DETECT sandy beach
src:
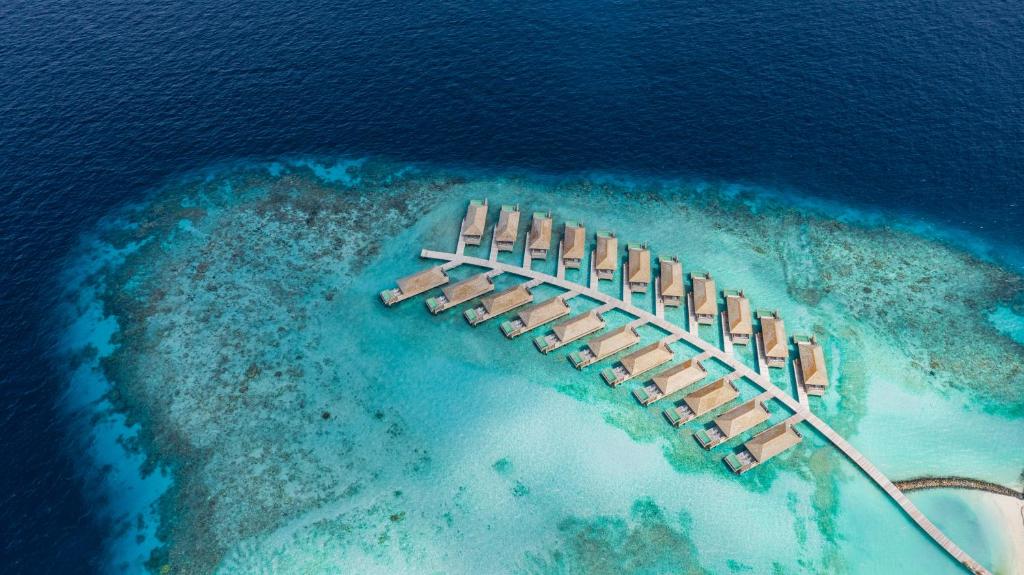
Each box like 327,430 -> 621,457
989,493 -> 1024,575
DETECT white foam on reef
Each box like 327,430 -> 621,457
60,157 -> 1023,574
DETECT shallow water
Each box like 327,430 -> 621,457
51,158 -> 1024,574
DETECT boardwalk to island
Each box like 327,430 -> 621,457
388,213 -> 991,575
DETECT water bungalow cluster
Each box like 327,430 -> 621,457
377,200 -> 992,574
380,199 -> 835,476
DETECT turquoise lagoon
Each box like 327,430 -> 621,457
56,158 -> 1024,574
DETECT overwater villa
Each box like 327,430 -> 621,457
724,289 -> 753,345
562,221 -> 586,269
494,205 -> 521,252
464,283 -> 533,326
380,266 -> 450,306
461,199 -> 488,246
627,243 -> 651,292
568,324 -> 640,369
725,422 -> 803,474
527,211 -> 553,259
594,231 -> 618,281
757,310 -> 788,368
601,340 -> 674,387
691,272 -> 717,325
425,272 -> 494,315
533,310 -> 606,354
694,398 -> 771,450
501,295 -> 571,338
794,335 -> 829,396
659,256 -> 684,307
633,357 -> 708,405
663,377 -> 740,427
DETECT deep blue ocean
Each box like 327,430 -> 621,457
1,1 -> 1022,572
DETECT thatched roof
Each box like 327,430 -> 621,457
461,201 -> 488,236
518,296 -> 570,329
692,273 -> 717,315
441,273 -> 493,304
397,266 -> 449,295
746,423 -> 802,463
586,325 -> 639,358
726,292 -> 752,335
620,341 -> 673,376
528,213 -> 553,249
553,310 -> 604,342
563,222 -> 586,259
761,314 -> 787,358
481,284 -> 532,314
683,378 -> 739,416
659,257 -> 684,297
627,245 -> 651,283
651,358 -> 708,395
798,340 -> 828,389
595,232 -> 618,271
494,206 -> 520,243
714,399 -> 770,438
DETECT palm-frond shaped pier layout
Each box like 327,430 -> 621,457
378,200 -> 991,575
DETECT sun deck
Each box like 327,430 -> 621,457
691,272 -> 717,324
724,289 -> 753,345
533,309 -> 606,354
694,397 -> 771,449
600,340 -> 674,387
460,199 -> 488,246
501,295 -> 571,338
379,266 -> 450,306
594,231 -> 618,281
658,256 -> 684,307
725,421 -> 803,474
527,212 -> 553,259
425,272 -> 494,314
633,356 -> 708,405
465,283 -> 533,325
568,324 -> 640,369
562,221 -> 586,269
663,376 -> 740,427
627,243 -> 651,293
494,205 -> 521,252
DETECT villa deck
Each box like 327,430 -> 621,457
501,295 -> 572,338
465,283 -> 533,325
425,272 -> 495,314
691,272 -> 717,325
379,266 -> 449,306
724,289 -> 752,345
494,205 -> 520,252
527,211 -> 553,259
627,243 -> 651,293
600,339 -> 674,387
461,199 -> 488,246
568,324 -> 640,369
725,420 -> 803,474
534,310 -> 606,354
663,376 -> 740,427
594,231 -> 618,281
659,256 -> 684,307
757,310 -> 788,368
694,394 -> 772,450
632,355 -> 709,406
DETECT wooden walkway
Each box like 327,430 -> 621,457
414,247 -> 990,575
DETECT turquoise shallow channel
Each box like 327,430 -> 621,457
56,157 -> 1024,574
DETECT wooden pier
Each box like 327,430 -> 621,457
380,208 -> 991,574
